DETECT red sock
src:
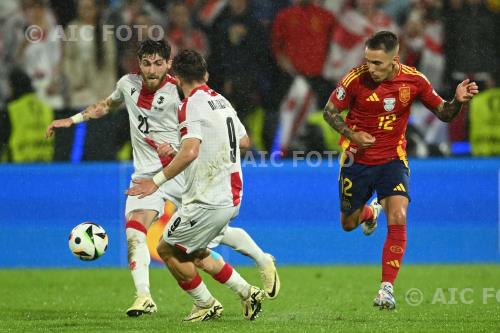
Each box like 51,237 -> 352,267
381,224 -> 407,284
178,273 -> 202,291
212,263 -> 233,284
360,205 -> 374,222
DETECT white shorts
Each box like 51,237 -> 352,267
163,204 -> 240,254
125,173 -> 184,218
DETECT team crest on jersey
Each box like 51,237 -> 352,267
336,86 -> 346,101
152,95 -> 167,112
383,98 -> 396,112
399,86 -> 411,104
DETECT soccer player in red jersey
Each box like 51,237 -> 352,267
323,31 -> 479,310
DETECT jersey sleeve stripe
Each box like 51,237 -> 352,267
343,68 -> 368,87
341,65 -> 368,86
178,100 -> 187,123
401,67 -> 430,82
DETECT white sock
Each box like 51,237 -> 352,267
224,269 -> 251,299
222,227 -> 268,267
185,281 -> 214,307
126,225 -> 150,296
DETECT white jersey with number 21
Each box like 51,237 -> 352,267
110,73 -> 181,178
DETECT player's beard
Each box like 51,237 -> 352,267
141,71 -> 167,91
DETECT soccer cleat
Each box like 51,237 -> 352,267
258,253 -> 281,299
373,282 -> 396,310
241,286 -> 265,320
126,295 -> 157,317
183,299 -> 223,322
362,198 -> 382,236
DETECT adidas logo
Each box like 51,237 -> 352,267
366,92 -> 380,101
386,260 -> 400,268
393,183 -> 406,192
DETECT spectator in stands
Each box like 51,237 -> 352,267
272,0 -> 336,105
64,0 -> 116,111
0,0 -> 23,108
0,68 -> 54,162
444,0 -> 498,91
208,0 -> 271,124
15,0 -> 64,111
322,0 -> 397,85
443,0 -> 499,143
166,1 -> 209,57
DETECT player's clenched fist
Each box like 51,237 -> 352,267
157,143 -> 177,157
351,131 -> 376,149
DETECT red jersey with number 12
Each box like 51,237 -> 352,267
329,64 -> 443,165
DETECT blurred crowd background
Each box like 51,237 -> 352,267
0,0 -> 499,163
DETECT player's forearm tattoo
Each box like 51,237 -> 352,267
323,102 -> 354,139
81,99 -> 112,121
433,99 -> 463,123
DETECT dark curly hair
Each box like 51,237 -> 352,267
137,39 -> 171,60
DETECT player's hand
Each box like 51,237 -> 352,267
157,143 -> 177,157
455,79 -> 479,103
45,118 -> 73,138
126,179 -> 159,199
351,131 -> 376,149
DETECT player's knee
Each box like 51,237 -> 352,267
340,215 -> 358,232
156,240 -> 174,260
192,249 -> 214,271
342,223 -> 357,232
387,210 -> 406,225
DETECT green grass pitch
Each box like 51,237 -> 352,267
1,265 -> 499,332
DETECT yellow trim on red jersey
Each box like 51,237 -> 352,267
397,135 -> 409,170
341,65 -> 368,88
344,68 -> 369,87
401,65 -> 430,82
339,138 -> 351,168
342,65 -> 368,84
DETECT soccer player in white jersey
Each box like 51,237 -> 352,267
46,40 -> 279,317
127,50 -> 266,322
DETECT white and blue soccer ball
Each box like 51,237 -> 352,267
68,222 -> 108,261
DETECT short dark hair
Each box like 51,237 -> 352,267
172,50 -> 207,83
365,31 -> 399,53
137,39 -> 171,60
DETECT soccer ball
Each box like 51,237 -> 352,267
68,222 -> 108,261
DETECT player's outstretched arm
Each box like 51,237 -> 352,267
45,97 -> 122,138
323,101 -> 375,149
431,79 -> 479,123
